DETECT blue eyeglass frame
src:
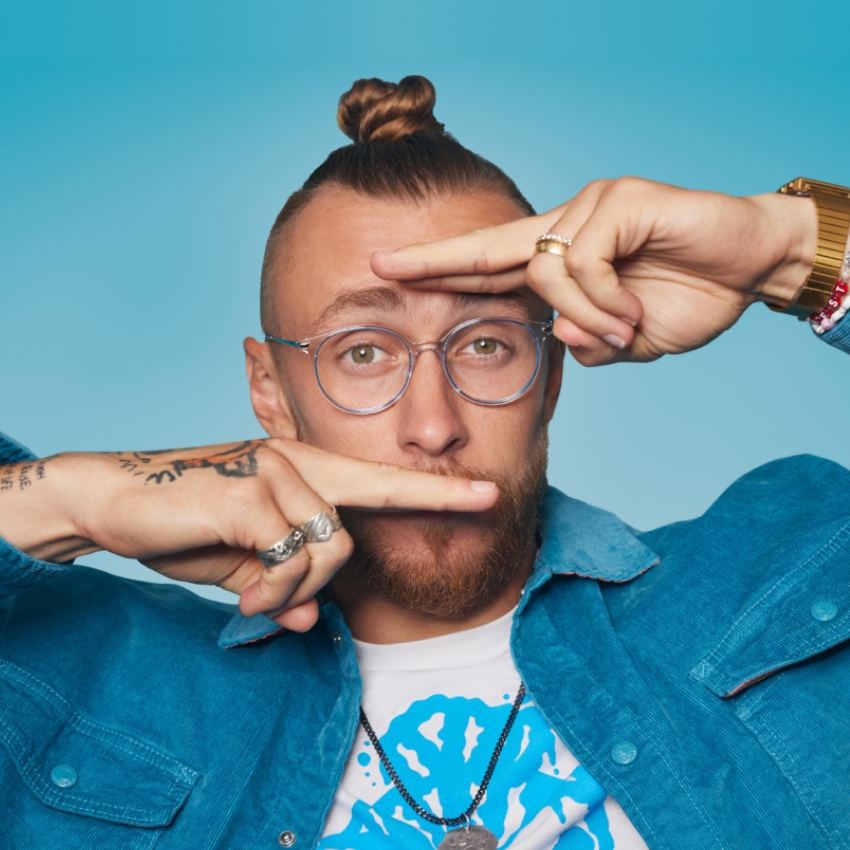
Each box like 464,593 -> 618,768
264,316 -> 554,415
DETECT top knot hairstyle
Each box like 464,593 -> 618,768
336,76 -> 445,143
261,75 -> 535,329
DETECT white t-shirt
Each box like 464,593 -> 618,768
319,608 -> 648,850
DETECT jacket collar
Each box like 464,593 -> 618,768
219,485 -> 659,648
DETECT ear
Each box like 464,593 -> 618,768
542,336 -> 565,425
243,337 -> 299,439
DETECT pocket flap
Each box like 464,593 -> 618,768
0,660 -> 198,827
690,523 -> 850,698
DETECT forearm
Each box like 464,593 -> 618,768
0,454 -> 100,563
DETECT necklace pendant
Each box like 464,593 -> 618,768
437,825 -> 498,850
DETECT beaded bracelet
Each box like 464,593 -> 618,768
809,250 -> 850,335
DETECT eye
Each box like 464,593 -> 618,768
466,337 -> 503,356
344,344 -> 388,365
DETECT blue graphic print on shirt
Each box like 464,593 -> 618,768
320,694 -> 613,849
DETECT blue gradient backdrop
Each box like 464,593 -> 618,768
2,1 -> 849,600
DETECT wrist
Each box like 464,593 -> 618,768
0,453 -> 101,563
748,192 -> 818,306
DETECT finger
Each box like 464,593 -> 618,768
241,457 -> 347,615
540,190 -> 644,329
269,440 -> 500,512
281,526 -> 354,610
553,316 -> 627,368
270,598 -> 320,632
370,205 -> 567,280
397,266 -> 528,294
239,544 -> 311,617
527,253 -> 635,348
550,315 -> 603,350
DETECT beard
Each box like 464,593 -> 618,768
334,431 -> 549,620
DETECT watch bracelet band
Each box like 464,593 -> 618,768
768,177 -> 850,318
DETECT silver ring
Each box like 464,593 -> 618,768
257,527 -> 306,567
300,507 -> 342,543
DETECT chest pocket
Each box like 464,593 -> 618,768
0,659 -> 199,850
690,528 -> 850,847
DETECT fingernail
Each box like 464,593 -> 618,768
603,334 -> 626,349
471,480 -> 496,492
619,316 -> 637,327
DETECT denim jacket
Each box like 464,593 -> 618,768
2,322 -> 850,850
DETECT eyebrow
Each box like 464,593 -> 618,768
305,286 -> 530,336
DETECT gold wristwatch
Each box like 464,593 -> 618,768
768,177 -> 850,318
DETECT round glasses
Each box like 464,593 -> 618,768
265,317 -> 553,415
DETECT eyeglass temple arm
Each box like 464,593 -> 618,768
264,334 -> 310,351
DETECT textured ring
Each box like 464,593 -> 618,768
301,507 -> 342,543
534,233 -> 573,258
257,527 -> 307,567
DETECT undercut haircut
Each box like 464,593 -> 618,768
260,75 -> 536,331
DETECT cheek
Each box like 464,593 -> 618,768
292,373 -> 547,464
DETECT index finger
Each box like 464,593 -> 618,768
370,206 -> 566,281
270,440 -> 500,512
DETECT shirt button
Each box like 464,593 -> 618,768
331,632 -> 342,646
50,765 -> 78,788
278,831 -> 297,847
811,600 -> 838,622
611,741 -> 638,765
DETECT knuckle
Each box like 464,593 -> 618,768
262,448 -> 295,479
526,256 -> 556,289
563,249 -> 594,278
334,531 -> 355,561
611,175 -> 643,195
583,178 -> 614,198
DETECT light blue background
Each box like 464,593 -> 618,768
2,0 -> 849,601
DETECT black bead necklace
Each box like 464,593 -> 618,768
359,681 -> 525,845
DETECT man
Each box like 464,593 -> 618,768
1,75 -> 848,849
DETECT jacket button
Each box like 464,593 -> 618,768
332,632 -> 342,646
278,831 -> 296,847
50,765 -> 78,788
811,600 -> 838,622
611,741 -> 638,765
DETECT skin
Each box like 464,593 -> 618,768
0,176 -> 825,642
372,178 -> 819,367
245,186 -> 563,642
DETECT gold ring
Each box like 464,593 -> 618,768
534,233 -> 572,257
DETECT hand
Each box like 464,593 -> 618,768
372,177 -> 818,366
0,440 -> 497,631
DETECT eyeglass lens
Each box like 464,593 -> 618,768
315,320 -> 541,412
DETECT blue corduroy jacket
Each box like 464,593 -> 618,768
2,321 -> 850,849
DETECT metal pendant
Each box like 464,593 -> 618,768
437,825 -> 498,850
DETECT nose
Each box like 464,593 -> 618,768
394,349 -> 469,458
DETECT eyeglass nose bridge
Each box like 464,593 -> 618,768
389,339 -> 456,408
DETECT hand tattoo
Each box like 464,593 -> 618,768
115,440 -> 263,485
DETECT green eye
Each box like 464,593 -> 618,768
351,346 -> 375,364
472,338 -> 498,355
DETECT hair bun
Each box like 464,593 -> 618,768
337,75 -> 445,144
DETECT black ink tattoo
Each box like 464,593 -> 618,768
0,460 -> 47,494
115,441 -> 262,485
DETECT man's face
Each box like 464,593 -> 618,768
257,186 -> 563,618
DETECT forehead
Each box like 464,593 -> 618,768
271,187 -> 531,337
